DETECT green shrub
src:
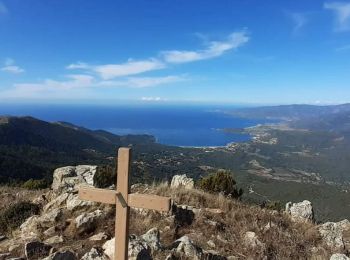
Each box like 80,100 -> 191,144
198,170 -> 243,198
0,201 -> 40,234
93,165 -> 115,188
22,178 -> 49,190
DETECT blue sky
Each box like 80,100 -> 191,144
0,0 -> 350,105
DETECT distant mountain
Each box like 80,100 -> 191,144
231,103 -> 350,132
0,116 -> 155,183
231,103 -> 350,121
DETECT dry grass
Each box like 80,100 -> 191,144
0,186 -> 47,209
0,184 -> 330,259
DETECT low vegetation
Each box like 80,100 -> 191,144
0,201 -> 40,234
198,170 -> 243,198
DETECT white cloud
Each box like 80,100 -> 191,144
0,1 -> 8,15
289,12 -> 308,34
141,97 -> 168,102
1,74 -> 184,98
1,65 -> 25,74
161,31 -> 249,63
1,58 -> 25,74
66,62 -> 90,70
324,2 -> 350,31
98,75 -> 185,88
68,59 -> 165,79
94,59 -> 165,79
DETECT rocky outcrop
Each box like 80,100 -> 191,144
318,219 -> 350,249
171,174 -> 194,189
51,165 -> 97,193
285,200 -> 314,222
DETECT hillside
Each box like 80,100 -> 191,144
230,103 -> 350,125
1,167 -> 349,259
0,116 -> 154,184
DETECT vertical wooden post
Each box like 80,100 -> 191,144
115,147 -> 131,260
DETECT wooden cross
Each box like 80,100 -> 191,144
78,147 -> 171,260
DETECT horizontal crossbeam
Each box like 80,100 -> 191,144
78,186 -> 171,212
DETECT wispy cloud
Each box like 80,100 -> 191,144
1,74 -> 185,98
98,75 -> 185,88
324,2 -> 350,31
66,62 -> 90,70
94,59 -> 165,79
0,1 -> 8,15
1,58 -> 25,74
161,31 -> 249,64
67,59 -> 165,79
288,12 -> 308,34
141,97 -> 168,102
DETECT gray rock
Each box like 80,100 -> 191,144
140,228 -> 161,251
81,247 -> 108,260
330,254 -> 350,260
207,240 -> 216,248
173,236 -> 202,259
40,208 -> 63,228
103,235 -> 152,260
318,219 -> 350,249
43,193 -> 70,212
20,216 -> 41,240
285,200 -> 314,222
102,238 -> 115,260
128,235 -> 152,260
75,209 -> 104,229
44,235 -> 63,245
25,241 -> 52,259
243,231 -> 264,249
89,232 -> 109,241
51,165 -> 97,193
171,174 -> 194,189
66,193 -> 95,211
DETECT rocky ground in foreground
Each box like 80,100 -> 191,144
1,166 -> 350,259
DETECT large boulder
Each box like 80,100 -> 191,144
318,219 -> 350,249
285,200 -> 314,222
51,165 -> 97,193
171,174 -> 194,189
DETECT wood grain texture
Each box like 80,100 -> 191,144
115,147 -> 131,260
128,194 -> 171,212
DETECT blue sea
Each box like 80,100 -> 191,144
0,104 -> 265,147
